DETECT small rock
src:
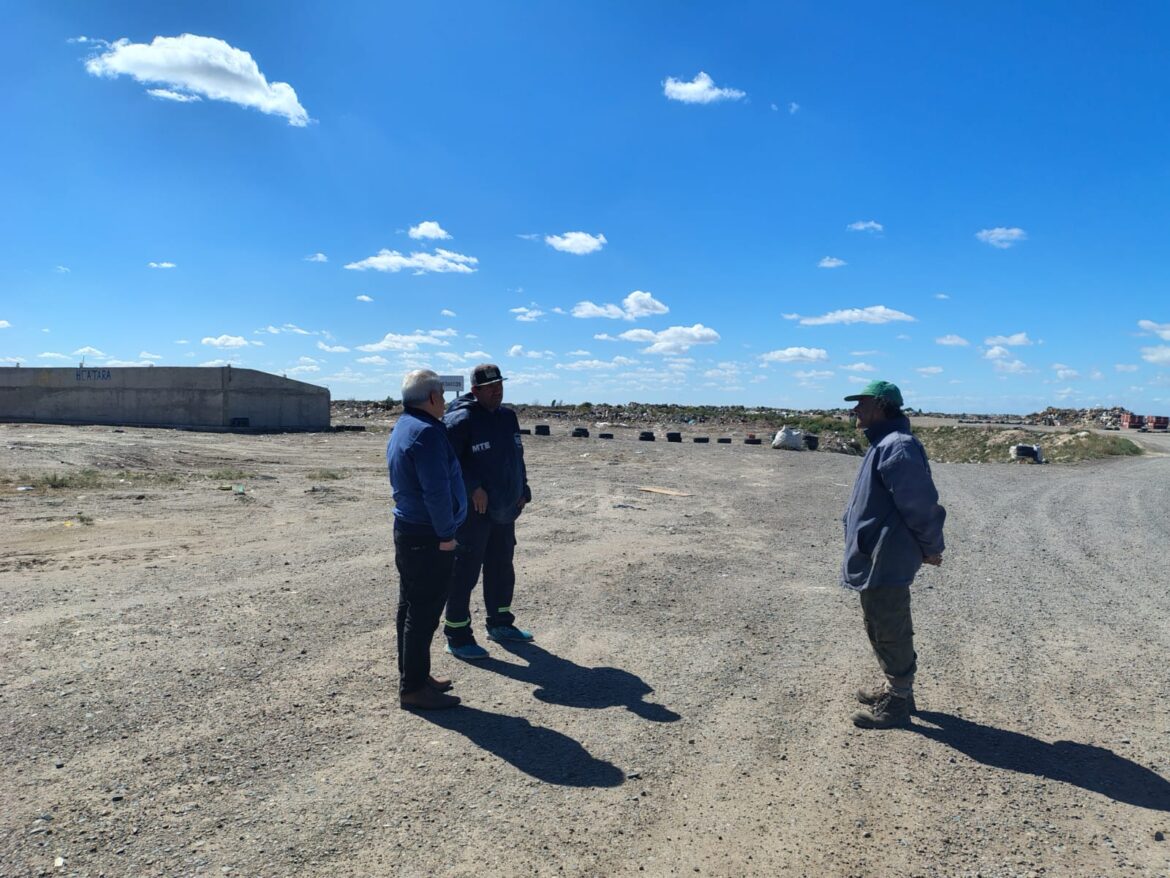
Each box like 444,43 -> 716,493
1155,830 -> 1165,842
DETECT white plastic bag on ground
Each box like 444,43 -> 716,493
772,426 -> 805,450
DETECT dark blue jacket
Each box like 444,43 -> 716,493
386,407 -> 467,540
841,416 -> 946,591
444,393 -> 531,524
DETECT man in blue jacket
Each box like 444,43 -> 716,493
442,363 -> 534,659
841,380 -> 946,729
387,369 -> 468,710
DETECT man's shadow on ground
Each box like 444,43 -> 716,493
479,641 -> 681,723
418,706 -> 624,787
911,710 -> 1170,811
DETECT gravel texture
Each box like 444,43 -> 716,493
2,422 -> 1169,877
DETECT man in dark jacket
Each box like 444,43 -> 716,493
841,380 -> 945,729
387,369 -> 468,710
442,363 -> 534,659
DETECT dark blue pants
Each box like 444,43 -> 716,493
394,531 -> 456,696
444,513 -> 516,643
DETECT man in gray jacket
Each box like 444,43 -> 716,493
841,380 -> 945,729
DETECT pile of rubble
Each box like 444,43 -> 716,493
331,399 -> 400,420
1022,407 -> 1131,428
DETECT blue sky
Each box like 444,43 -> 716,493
3,3 -> 1170,413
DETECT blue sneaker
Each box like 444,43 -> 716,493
445,641 -> 489,660
486,625 -> 534,643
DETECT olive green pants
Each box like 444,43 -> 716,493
859,585 -> 917,691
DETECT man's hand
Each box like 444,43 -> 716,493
923,553 -> 943,566
471,487 -> 488,515
438,539 -> 457,552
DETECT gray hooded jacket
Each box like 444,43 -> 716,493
841,416 -> 946,591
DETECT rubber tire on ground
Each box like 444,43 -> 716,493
534,425 -> 551,436
693,437 -> 709,443
666,432 -> 682,443
639,431 -> 655,442
571,427 -> 590,438
745,438 -> 762,445
599,433 -> 614,439
519,428 -> 531,435
717,437 -> 732,444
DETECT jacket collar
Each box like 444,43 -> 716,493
403,405 -> 443,427
863,414 -> 912,445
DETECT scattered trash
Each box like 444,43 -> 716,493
612,503 -> 645,510
232,483 -> 246,494
16,486 -> 34,492
637,486 -> 692,497
772,426 -> 805,450
1010,444 -> 1045,464
803,433 -> 820,451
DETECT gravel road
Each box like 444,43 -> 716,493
2,422 -> 1169,877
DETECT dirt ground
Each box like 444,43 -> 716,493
2,420 -> 1169,878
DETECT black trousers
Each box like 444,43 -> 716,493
444,513 -> 516,642
394,531 -> 456,696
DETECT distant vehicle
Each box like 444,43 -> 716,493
1121,413 -> 1145,429
1148,415 -> 1170,432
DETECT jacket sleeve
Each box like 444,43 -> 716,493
443,408 -> 481,493
877,440 -> 946,556
510,410 -> 531,502
412,424 -> 459,540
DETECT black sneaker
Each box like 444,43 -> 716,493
852,693 -> 912,729
856,684 -> 916,714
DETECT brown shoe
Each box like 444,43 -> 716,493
400,687 -> 461,710
857,684 -> 916,713
429,674 -> 453,692
852,693 -> 912,729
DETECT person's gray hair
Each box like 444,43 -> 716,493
401,369 -> 443,406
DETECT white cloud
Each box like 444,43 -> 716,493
72,346 -> 105,356
572,301 -> 624,319
259,323 -> 311,335
356,295 -> 373,302
356,331 -> 451,352
984,346 -> 1010,360
84,34 -> 310,126
508,344 -> 524,357
1138,319 -> 1170,341
759,347 -> 828,364
936,334 -> 969,346
976,227 -> 1027,249
409,221 -> 452,240
793,369 -> 834,380
568,349 -> 590,357
38,352 -> 70,360
102,358 -> 155,367
916,366 -> 943,376
440,309 -> 456,317
818,257 -> 846,269
984,332 -> 1032,346
148,261 -> 176,269
356,355 -> 389,365
174,339 -> 189,344
305,252 -> 328,263
430,328 -> 458,338
934,293 -> 950,300
202,335 -> 248,348
55,265 -> 70,273
1115,364 -> 1139,373
559,359 -> 622,371
1052,363 -> 1080,381
788,305 -> 915,326
663,71 -> 746,104
617,324 -> 720,355
994,359 -> 1029,374
545,232 -> 606,255
788,102 -> 800,114
0,320 -> 10,329
147,88 -> 201,102
510,307 -> 544,322
317,341 -> 350,353
847,221 -> 883,233
1141,346 -> 1170,365
594,333 -> 617,342
573,290 -> 668,321
140,351 -> 163,360
345,248 -> 477,275
287,363 -> 320,375
841,362 -> 876,372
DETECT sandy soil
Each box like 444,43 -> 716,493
2,421 -> 1169,877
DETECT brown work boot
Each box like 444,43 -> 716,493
852,692 -> 912,729
857,684 -> 916,713
428,674 -> 453,692
400,687 -> 461,710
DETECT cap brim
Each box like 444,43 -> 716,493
843,394 -> 870,401
473,377 -> 506,386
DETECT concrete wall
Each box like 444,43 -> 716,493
0,366 -> 330,431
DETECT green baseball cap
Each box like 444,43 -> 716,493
844,379 -> 903,406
